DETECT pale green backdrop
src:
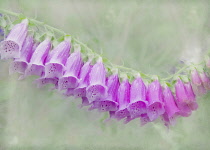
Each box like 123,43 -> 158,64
0,0 -> 209,150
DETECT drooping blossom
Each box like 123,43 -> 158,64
0,19 -> 28,59
146,80 -> 165,121
113,77 -> 130,120
127,76 -> 148,118
162,86 -> 180,127
86,57 -> 107,103
74,60 -> 92,98
191,70 -> 206,95
89,72 -> 120,112
185,82 -> 198,111
24,38 -> 51,77
175,79 -> 198,117
191,69 -> 202,86
9,36 -> 34,75
200,72 -> 210,90
58,45 -> 83,90
45,39 -> 71,78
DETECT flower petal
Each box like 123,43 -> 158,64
25,39 -> 51,77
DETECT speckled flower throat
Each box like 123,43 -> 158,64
0,9 -> 209,128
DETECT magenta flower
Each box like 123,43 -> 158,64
191,69 -> 202,86
0,19 -> 28,59
146,80 -> 165,121
127,77 -> 148,118
58,49 -> 83,90
162,86 -> 180,126
200,72 -> 210,90
185,82 -> 198,111
45,40 -> 71,78
74,60 -> 92,98
113,78 -> 130,120
191,70 -> 207,96
90,73 -> 120,112
9,36 -> 34,75
175,79 -> 198,117
86,57 -> 107,103
25,38 -> 51,77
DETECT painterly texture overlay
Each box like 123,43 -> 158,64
0,1 -> 209,150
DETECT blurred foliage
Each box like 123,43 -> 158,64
0,0 -> 209,150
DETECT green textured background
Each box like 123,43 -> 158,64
0,0 -> 210,150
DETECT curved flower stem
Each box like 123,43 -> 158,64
0,9 -> 205,84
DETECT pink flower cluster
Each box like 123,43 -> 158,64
0,19 -> 209,127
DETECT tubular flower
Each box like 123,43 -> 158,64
191,70 -> 207,96
25,38 -> 51,77
200,72 -> 210,90
146,80 -> 165,121
9,36 -> 34,75
90,73 -> 120,112
86,57 -> 107,103
127,77 -> 148,118
162,86 -> 180,126
45,40 -> 71,78
175,79 -> 198,117
113,78 -> 130,120
185,82 -> 198,111
0,19 -> 28,59
58,48 -> 83,90
191,69 -> 202,86
74,60 -> 92,98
